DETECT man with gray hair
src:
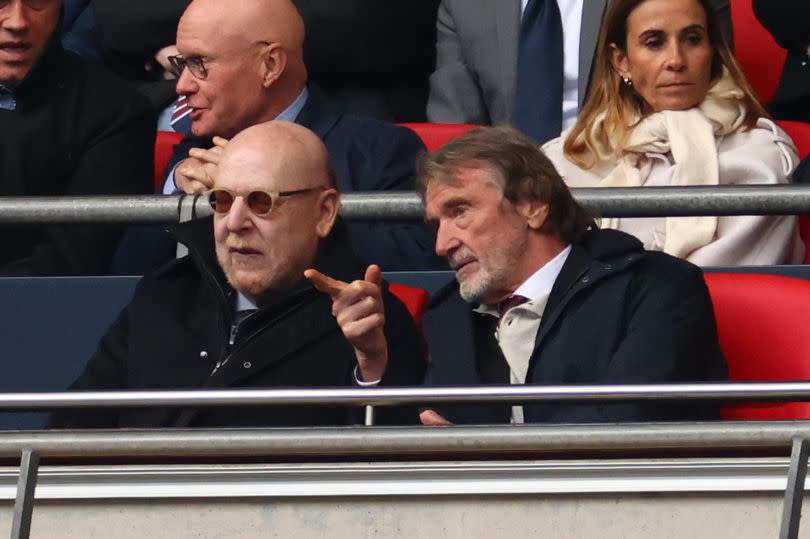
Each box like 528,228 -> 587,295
51,121 -> 425,429
315,126 -> 727,425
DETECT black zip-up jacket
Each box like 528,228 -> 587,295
422,229 -> 727,424
49,218 -> 426,428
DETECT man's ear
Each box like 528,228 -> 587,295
516,199 -> 550,230
315,189 -> 340,238
260,43 -> 287,88
609,43 -> 630,81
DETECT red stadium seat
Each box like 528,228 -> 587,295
704,273 -> 810,420
730,0 -> 787,105
397,123 -> 479,152
388,283 -> 429,328
154,131 -> 185,192
779,121 -> 810,160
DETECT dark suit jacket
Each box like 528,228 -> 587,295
111,86 -> 443,274
753,0 -> 810,122
422,229 -> 727,424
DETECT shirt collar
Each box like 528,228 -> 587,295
475,245 -> 572,316
0,83 -> 16,111
275,87 -> 308,122
235,291 -> 257,312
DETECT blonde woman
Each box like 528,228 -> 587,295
543,0 -> 802,266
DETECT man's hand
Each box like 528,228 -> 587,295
305,264 -> 388,382
420,409 -> 453,426
174,137 -> 229,194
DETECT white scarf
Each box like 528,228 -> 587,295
587,68 -> 748,259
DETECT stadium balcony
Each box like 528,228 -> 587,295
3,187 -> 810,537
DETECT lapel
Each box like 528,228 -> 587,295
294,85 -> 342,140
578,0 -> 609,105
530,244 -> 593,358
494,0 -> 521,119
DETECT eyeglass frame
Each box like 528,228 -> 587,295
167,40 -> 273,80
207,187 -> 324,217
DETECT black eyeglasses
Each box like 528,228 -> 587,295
168,55 -> 207,80
208,188 -> 321,216
168,41 -> 272,81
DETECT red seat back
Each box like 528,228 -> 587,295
388,283 -> 429,328
397,123 -> 479,152
779,121 -> 810,160
704,273 -> 810,420
154,131 -> 185,192
730,0 -> 787,105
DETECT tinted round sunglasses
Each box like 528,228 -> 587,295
207,188 -> 321,216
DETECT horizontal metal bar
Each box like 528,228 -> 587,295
4,383 -> 810,411
0,195 -> 183,224
0,458 -> 797,499
2,422 -> 810,459
2,185 -> 810,224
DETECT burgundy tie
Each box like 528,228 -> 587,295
497,295 -> 529,320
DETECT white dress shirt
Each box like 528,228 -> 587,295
520,0 -> 584,129
475,245 -> 572,423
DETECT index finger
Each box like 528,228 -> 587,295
304,268 -> 347,298
212,136 -> 229,148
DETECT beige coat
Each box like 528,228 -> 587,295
543,118 -> 804,266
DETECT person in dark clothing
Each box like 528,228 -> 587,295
0,0 -> 155,276
318,126 -> 727,426
49,121 -> 425,429
112,0 -> 441,274
753,0 -> 810,123
87,0 -> 438,122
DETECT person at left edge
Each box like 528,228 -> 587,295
0,0 -> 155,275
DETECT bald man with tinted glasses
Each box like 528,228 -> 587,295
50,121 -> 425,429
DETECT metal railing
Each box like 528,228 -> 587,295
4,384 -> 810,539
2,185 -> 810,224
1,382 -> 810,410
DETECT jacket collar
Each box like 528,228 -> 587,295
295,84 -> 342,138
532,228 -> 646,355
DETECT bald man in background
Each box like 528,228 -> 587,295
113,0 -> 441,274
50,121 -> 425,429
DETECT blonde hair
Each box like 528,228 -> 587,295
564,0 -> 769,169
